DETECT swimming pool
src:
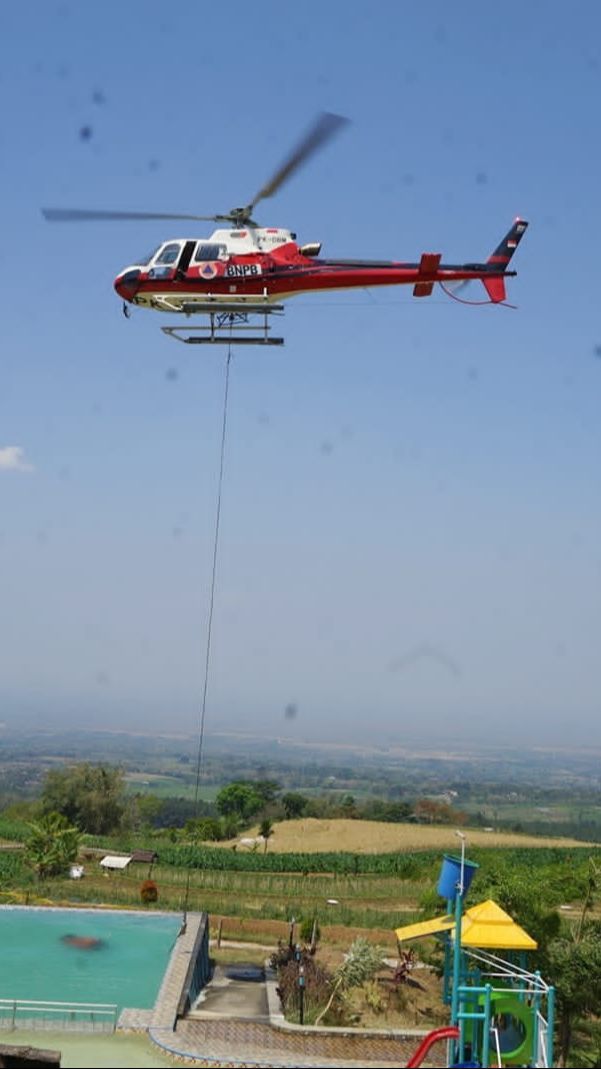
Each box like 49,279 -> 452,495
0,907 -> 181,1018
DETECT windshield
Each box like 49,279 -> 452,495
154,242 -> 182,265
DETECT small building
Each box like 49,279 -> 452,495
130,849 -> 158,874
130,849 -> 159,865
100,854 -> 132,872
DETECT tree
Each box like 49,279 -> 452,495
413,798 -> 467,825
215,782 -> 263,823
130,794 -> 163,829
282,792 -> 308,820
340,794 -> 357,819
41,763 -> 126,834
185,817 -> 223,842
25,812 -> 80,879
253,780 -> 280,806
259,818 -> 274,853
477,871 -> 560,954
547,935 -> 601,1066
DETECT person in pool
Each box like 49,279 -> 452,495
61,934 -> 105,950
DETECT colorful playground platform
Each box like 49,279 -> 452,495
395,852 -> 554,1068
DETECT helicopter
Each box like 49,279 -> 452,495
43,113 -> 528,346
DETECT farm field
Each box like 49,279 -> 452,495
222,817 -> 595,853
123,773 -> 218,801
465,799 -> 601,827
5,862 -> 424,935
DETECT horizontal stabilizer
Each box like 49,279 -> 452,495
413,252 -> 441,298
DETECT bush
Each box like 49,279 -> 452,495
300,916 -> 321,946
140,879 -> 158,904
276,949 -> 333,1023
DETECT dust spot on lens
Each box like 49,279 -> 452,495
284,702 -> 298,720
79,125 -> 93,142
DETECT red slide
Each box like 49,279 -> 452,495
406,1025 -> 460,1067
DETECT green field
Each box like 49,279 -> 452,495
2,834 -> 599,948
123,773 -> 218,801
464,799 -> 601,839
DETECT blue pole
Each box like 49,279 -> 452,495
547,986 -> 555,1069
449,836 -> 467,1069
450,889 -> 463,1027
531,971 -> 542,1066
482,984 -> 492,1069
443,897 -> 453,1004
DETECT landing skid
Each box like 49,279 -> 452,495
160,301 -> 285,346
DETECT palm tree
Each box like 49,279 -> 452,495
25,812 -> 81,880
259,818 -> 274,854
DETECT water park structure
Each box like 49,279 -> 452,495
396,846 -> 555,1068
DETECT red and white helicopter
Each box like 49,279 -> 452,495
43,113 -> 528,346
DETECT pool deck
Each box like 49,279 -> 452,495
120,913 -> 201,1033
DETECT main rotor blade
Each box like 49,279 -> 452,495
42,209 -> 220,223
249,111 -> 349,213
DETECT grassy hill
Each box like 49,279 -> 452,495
223,817 -> 594,854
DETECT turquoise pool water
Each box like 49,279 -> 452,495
0,907 -> 181,1014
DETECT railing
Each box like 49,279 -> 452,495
535,1010 -> 550,1068
491,1025 -> 503,1067
0,998 -> 118,1032
177,912 -> 211,1018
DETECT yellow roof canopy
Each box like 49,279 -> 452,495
395,899 -> 537,951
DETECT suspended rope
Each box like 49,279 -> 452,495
183,345 -> 232,923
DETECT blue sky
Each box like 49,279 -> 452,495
0,2 -> 600,745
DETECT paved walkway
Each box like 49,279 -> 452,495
191,965 -> 269,1023
149,1017 -> 447,1068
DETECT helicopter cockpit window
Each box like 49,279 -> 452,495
153,243 -> 182,266
193,243 -> 228,262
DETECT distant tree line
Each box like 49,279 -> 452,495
0,764 -> 472,848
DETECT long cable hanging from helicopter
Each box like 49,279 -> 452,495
182,340 -> 233,921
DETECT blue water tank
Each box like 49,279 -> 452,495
437,854 -> 479,900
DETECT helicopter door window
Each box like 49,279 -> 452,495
193,243 -> 227,261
